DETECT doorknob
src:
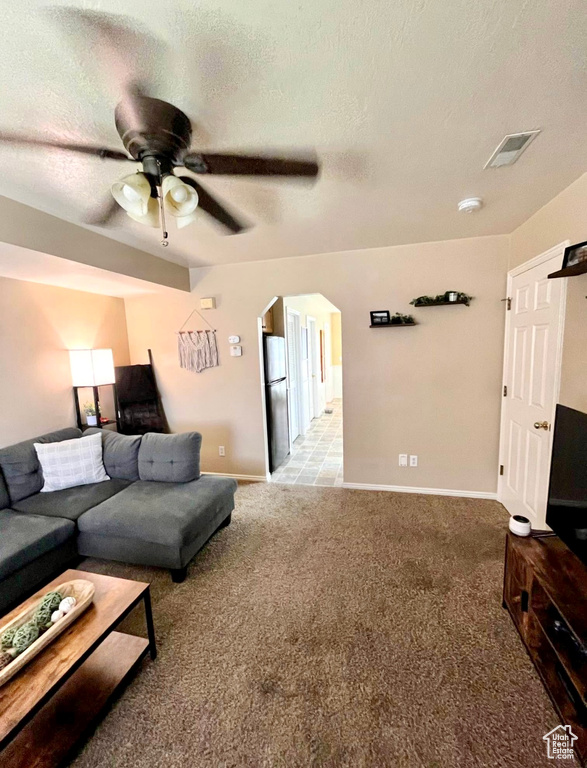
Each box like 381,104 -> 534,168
533,421 -> 550,430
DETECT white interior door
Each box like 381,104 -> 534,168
286,308 -> 301,443
299,325 -> 311,434
307,317 -> 321,418
498,242 -> 568,527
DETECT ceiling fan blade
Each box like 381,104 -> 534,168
0,132 -> 131,160
183,153 -> 319,178
179,176 -> 247,234
85,197 -> 123,227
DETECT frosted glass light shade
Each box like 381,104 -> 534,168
162,175 -> 198,218
111,173 -> 152,216
126,196 -> 160,227
69,349 -> 115,387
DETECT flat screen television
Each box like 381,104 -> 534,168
546,404 -> 587,565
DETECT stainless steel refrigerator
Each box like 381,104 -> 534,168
264,335 -> 290,472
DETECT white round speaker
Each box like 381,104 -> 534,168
509,515 -> 532,537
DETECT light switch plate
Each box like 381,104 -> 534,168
399,454 -> 408,467
409,455 -> 418,467
200,297 -> 216,310
230,345 -> 242,357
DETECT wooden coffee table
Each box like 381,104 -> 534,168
0,569 -> 156,768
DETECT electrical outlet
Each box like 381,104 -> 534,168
219,446 -> 225,457
399,454 -> 408,467
410,455 -> 418,467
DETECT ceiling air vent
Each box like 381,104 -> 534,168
484,130 -> 541,169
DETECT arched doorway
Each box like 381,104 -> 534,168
259,294 -> 343,487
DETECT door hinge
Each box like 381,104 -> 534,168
503,385 -> 507,397
500,465 -> 504,476
501,297 -> 512,310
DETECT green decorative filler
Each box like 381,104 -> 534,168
12,622 -> 40,655
0,651 -> 12,671
410,292 -> 473,307
40,591 -> 63,613
1,626 -> 16,650
389,312 -> 415,325
33,602 -> 54,630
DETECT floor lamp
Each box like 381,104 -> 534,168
69,349 -> 119,431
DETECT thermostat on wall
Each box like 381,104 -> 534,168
200,297 -> 216,310
228,335 -> 240,344
230,345 -> 242,357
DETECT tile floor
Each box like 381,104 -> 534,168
271,399 -> 343,486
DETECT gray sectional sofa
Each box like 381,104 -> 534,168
0,427 -> 237,615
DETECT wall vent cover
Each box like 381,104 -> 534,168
484,130 -> 541,168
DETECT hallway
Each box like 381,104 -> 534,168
271,399 -> 343,486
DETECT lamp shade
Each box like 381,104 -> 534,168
126,196 -> 160,227
162,175 -> 199,219
111,173 -> 152,216
69,349 -> 115,387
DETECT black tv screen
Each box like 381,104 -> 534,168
546,405 -> 587,564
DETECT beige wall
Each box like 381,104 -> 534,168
0,277 -> 130,447
330,312 -> 342,366
510,172 -> 587,413
0,195 -> 190,292
125,235 -> 508,491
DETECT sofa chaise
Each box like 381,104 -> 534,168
0,427 -> 237,615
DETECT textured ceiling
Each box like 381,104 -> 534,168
1,1 -> 586,269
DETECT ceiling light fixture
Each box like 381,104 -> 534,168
458,197 -> 483,214
111,166 -> 201,246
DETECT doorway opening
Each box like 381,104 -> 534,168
260,294 -> 343,486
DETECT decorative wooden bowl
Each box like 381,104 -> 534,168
0,579 -> 95,687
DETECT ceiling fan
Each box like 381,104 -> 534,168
0,86 -> 320,246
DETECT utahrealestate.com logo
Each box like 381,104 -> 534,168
543,725 -> 577,760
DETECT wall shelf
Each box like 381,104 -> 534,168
411,299 -> 469,307
548,261 -> 587,279
369,322 -> 417,328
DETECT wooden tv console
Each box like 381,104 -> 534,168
504,531 -> 587,765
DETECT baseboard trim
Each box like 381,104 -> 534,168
342,482 -> 497,500
203,472 -> 268,483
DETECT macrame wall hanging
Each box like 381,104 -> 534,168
177,309 -> 219,373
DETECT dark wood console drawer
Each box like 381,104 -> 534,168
503,532 -> 587,766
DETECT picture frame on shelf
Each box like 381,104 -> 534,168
370,310 -> 390,326
562,240 -> 587,269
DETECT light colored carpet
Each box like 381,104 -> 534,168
71,483 -> 557,768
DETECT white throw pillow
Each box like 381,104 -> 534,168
35,433 -> 110,492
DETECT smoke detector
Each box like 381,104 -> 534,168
484,130 -> 541,169
458,197 -> 483,214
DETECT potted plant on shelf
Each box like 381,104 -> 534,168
410,295 -> 440,307
390,312 -> 415,325
83,402 -> 98,426
410,292 -> 473,307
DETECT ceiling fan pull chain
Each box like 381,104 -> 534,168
158,192 -> 169,247
156,160 -> 169,247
